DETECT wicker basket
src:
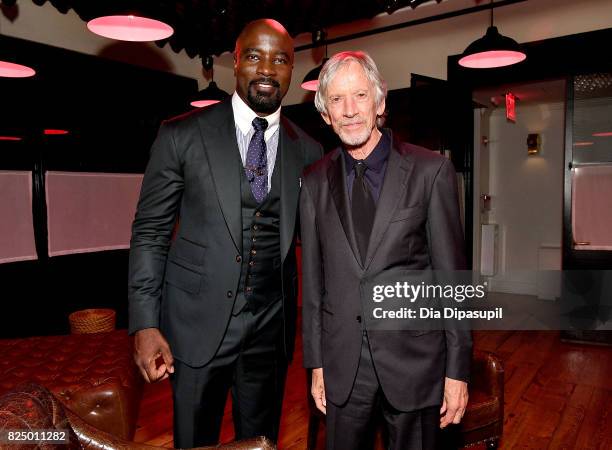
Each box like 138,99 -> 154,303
69,308 -> 116,334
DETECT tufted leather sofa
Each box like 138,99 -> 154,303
0,330 -> 143,440
0,383 -> 275,450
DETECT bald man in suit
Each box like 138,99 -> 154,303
129,19 -> 322,447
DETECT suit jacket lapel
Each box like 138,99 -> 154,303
196,100 -> 242,253
328,149 -> 363,268
364,142 -> 414,269
279,117 -> 304,262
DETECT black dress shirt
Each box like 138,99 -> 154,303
343,129 -> 391,205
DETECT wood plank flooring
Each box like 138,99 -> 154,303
134,330 -> 612,449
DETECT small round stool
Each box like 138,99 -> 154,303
69,308 -> 116,334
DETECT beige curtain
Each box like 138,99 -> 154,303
46,171 -> 143,256
572,165 -> 612,251
0,171 -> 37,264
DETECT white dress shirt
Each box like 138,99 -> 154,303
231,91 -> 281,191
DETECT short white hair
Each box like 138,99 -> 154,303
314,51 -> 387,127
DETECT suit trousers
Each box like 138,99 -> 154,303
170,298 -> 287,448
326,333 -> 440,450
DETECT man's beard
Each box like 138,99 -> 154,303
247,78 -> 282,114
336,122 -> 372,148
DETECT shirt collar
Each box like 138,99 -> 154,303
231,91 -> 281,139
343,129 -> 391,175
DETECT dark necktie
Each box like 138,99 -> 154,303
352,161 -> 375,264
245,117 -> 269,203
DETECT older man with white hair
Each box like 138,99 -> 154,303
300,51 -> 472,450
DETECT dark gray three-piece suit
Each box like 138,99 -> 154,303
300,131 -> 472,449
128,99 -> 322,446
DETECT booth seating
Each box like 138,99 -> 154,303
0,329 -> 143,440
0,383 -> 275,450
307,350 -> 504,449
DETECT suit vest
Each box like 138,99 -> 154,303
232,162 -> 282,314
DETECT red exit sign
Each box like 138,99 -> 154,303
506,92 -> 516,122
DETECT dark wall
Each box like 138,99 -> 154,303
0,35 -> 477,338
0,35 -> 197,338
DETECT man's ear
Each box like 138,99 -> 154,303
321,112 -> 331,126
376,97 -> 386,117
233,53 -> 238,76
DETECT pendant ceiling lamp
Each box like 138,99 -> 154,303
87,14 -> 173,42
191,56 -> 229,108
191,81 -> 229,108
459,0 -> 526,69
302,57 -> 328,92
0,60 -> 36,78
0,20 -> 35,77
302,29 -> 328,91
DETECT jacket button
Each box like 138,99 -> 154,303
227,290 -> 233,298
249,261 -> 255,267
356,315 -> 362,323
251,249 -> 257,256
255,212 -> 263,217
236,255 -> 241,262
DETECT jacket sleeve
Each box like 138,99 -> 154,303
300,179 -> 324,368
427,158 -> 472,382
128,122 -> 184,334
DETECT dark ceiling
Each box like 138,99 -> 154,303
17,0 -> 439,58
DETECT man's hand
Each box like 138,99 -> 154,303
134,328 -> 174,383
311,368 -> 326,414
440,377 -> 468,428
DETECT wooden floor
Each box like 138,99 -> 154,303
134,330 -> 612,449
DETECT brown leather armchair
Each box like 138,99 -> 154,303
454,350 -> 504,449
0,383 -> 275,450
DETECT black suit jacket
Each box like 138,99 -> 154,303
129,99 -> 323,367
300,132 -> 472,411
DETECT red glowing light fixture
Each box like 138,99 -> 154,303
459,47 -> 526,69
191,99 -> 221,108
191,81 -> 229,109
592,131 -> 612,137
87,15 -> 173,42
505,92 -> 516,122
0,136 -> 22,141
44,129 -> 69,135
459,1 -> 526,69
191,57 -> 229,109
573,142 -> 594,147
0,60 -> 36,78
302,58 -> 329,92
301,79 -> 320,91
302,29 -> 328,91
